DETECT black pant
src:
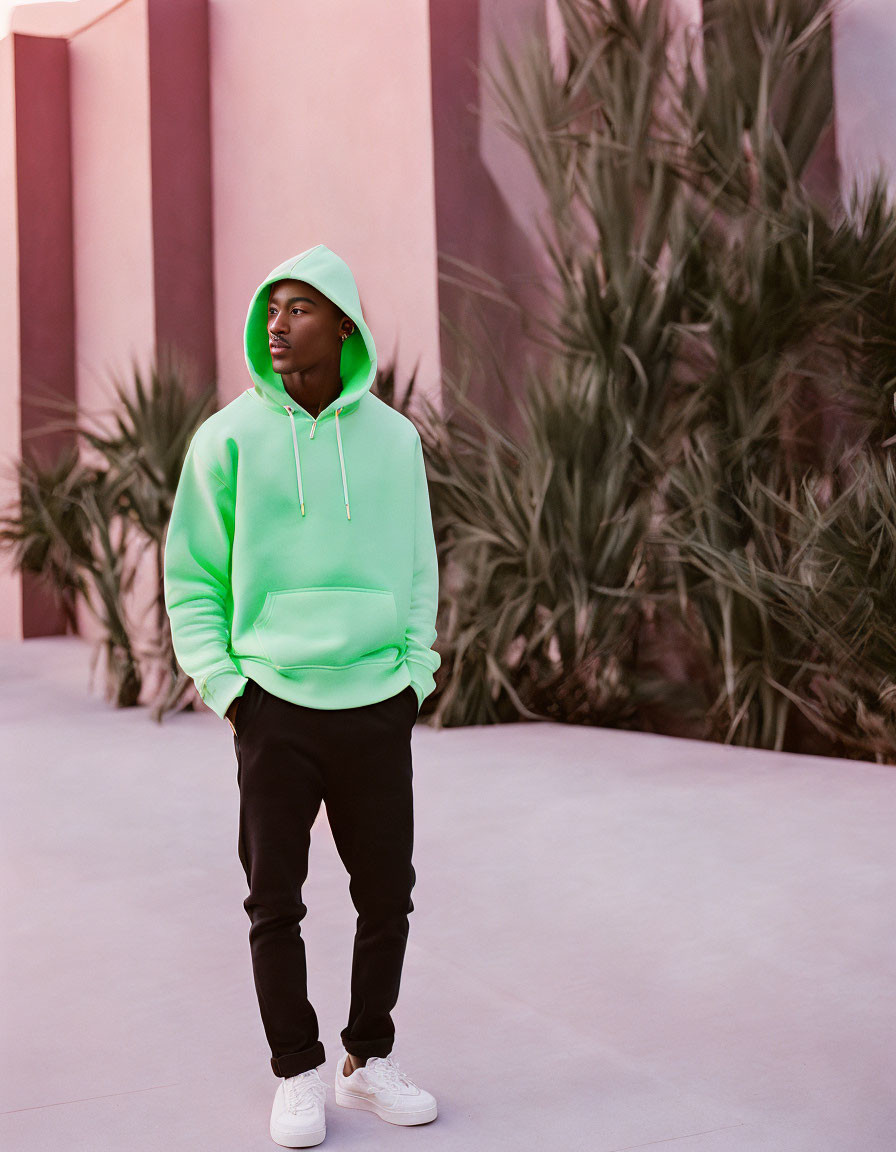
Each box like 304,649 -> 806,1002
232,676 -> 419,1079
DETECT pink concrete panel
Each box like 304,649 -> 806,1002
9,0 -> 126,38
208,0 -> 441,406
0,33 -> 22,641
479,0 -> 553,247
13,33 -> 76,637
68,0 -> 154,422
66,0 -> 155,642
832,0 -> 896,196
147,0 -> 215,389
429,0 -> 546,432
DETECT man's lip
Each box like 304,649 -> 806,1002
270,340 -> 289,350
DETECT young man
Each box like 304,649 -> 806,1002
163,245 -> 440,1147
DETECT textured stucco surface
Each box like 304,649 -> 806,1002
2,636 -> 894,1151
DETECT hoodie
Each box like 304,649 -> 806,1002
162,244 -> 441,722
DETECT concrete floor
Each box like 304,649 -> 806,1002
1,636 -> 894,1152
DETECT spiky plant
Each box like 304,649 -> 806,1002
77,364 -> 216,717
419,0 -> 720,727
372,358 -> 419,415
652,0 -> 896,751
791,450 -> 896,761
410,0 -> 703,727
0,364 -> 215,715
417,0 -> 896,758
0,447 -> 142,706
0,445 -> 90,632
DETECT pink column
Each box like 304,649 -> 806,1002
13,33 -> 76,637
428,0 -> 550,436
147,0 -> 216,388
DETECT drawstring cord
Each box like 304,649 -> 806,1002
285,405 -> 306,515
284,404 -> 350,520
334,409 -> 350,520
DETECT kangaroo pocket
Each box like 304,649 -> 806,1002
251,586 -> 400,670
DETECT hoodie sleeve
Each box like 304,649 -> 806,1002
405,432 -> 441,712
163,431 -> 248,721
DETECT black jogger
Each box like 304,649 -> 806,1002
232,675 -> 419,1079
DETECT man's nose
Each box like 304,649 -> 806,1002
269,311 -> 288,334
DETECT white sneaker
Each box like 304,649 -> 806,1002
269,1067 -> 327,1147
334,1047 -> 437,1126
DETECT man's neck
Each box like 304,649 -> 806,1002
280,366 -> 342,419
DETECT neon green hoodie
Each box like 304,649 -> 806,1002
163,244 -> 440,721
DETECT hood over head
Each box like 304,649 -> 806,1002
244,244 -> 377,419
241,245 -> 377,521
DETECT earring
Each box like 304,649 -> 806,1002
340,332 -> 348,343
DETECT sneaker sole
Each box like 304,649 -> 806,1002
269,1120 -> 326,1147
334,1086 -> 437,1126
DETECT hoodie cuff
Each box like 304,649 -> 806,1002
406,660 -> 436,713
199,667 -> 249,722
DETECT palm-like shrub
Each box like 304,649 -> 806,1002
372,358 -> 418,415
78,365 -> 217,717
416,354 -> 681,727
0,365 -> 216,714
416,0 -> 896,759
0,446 -> 142,706
794,451 -> 896,760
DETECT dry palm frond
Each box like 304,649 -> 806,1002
418,0 -> 896,760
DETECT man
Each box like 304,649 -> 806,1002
163,244 -> 440,1147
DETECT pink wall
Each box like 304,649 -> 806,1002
148,0 -> 215,387
0,30 -> 80,640
15,0 -> 157,644
8,0 -> 123,37
479,0 -> 553,249
0,33 -> 21,640
14,33 -> 76,638
208,0 -> 442,406
68,0 -> 154,422
833,0 -> 896,198
0,0 -> 878,646
1,0 -> 442,646
428,0 -> 547,435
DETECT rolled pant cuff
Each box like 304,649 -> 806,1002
271,1041 -> 326,1078
340,1029 -> 394,1061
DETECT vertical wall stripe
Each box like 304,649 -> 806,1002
147,0 -> 216,390
13,33 -> 76,637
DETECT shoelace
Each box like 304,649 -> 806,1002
364,1055 -> 417,1091
285,1070 -> 327,1114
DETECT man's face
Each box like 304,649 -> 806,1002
267,278 -> 350,374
